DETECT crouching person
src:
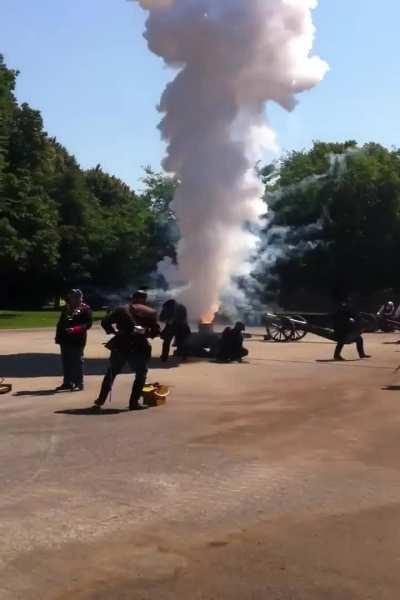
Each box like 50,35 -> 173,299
55,289 -> 92,391
93,290 -> 160,411
217,322 -> 249,363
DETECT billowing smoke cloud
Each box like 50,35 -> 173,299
135,0 -> 328,320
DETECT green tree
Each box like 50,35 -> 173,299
0,54 -> 181,306
85,166 -> 163,288
0,54 -> 17,177
0,172 -> 60,306
258,142 -> 400,306
139,166 -> 179,263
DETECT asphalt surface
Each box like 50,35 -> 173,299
1,327 -> 400,599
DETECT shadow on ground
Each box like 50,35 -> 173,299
14,388 -> 59,397
54,407 -> 126,416
382,385 -> 400,391
316,359 -> 360,363
0,353 -> 181,378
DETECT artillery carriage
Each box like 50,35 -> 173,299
264,312 -> 378,343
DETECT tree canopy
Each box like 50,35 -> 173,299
2,53 -> 400,311
256,141 -> 400,308
0,55 -> 176,307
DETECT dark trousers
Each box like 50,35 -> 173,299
161,323 -> 189,361
161,325 -> 174,361
334,336 -> 365,359
60,344 -> 84,386
96,349 -> 149,407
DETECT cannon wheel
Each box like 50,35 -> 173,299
289,314 -> 308,341
267,320 -> 293,343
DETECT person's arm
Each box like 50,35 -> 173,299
101,310 -> 118,335
55,310 -> 65,343
65,305 -> 93,335
146,320 -> 161,339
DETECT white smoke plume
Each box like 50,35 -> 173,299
134,0 -> 328,320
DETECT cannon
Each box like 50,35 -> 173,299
264,312 -> 377,343
180,322 -> 221,358
264,313 -> 306,342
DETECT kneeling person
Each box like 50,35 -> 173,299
217,322 -> 248,362
93,291 -> 160,411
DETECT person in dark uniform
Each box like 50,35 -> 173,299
55,289 -> 92,391
217,322 -> 249,362
377,301 -> 395,318
333,301 -> 371,361
93,290 -> 160,411
159,299 -> 191,362
377,300 -> 396,332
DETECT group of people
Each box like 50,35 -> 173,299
55,289 -> 249,411
55,289 -> 373,408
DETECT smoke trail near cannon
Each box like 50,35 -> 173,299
135,0 -> 328,320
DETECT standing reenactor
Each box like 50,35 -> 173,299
93,290 -> 160,411
55,289 -> 92,391
333,301 -> 370,361
159,299 -> 191,362
377,300 -> 396,332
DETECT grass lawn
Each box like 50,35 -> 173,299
0,311 -> 105,330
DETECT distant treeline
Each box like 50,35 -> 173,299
255,141 -> 400,310
1,54 -> 400,310
0,55 -> 177,308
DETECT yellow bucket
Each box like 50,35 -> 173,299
142,383 -> 170,406
0,378 -> 12,395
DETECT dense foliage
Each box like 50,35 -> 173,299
0,55 -> 176,307
2,54 -> 400,310
257,141 -> 400,308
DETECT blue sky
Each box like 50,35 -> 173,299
0,0 -> 399,190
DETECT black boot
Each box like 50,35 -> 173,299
128,402 -> 148,411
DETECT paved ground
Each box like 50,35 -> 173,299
1,327 -> 400,599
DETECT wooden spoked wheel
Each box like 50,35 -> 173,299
289,315 -> 308,341
267,321 -> 293,343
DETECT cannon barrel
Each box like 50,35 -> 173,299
287,317 -> 336,341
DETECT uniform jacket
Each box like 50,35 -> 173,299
55,303 -> 93,347
332,306 -> 360,339
101,304 -> 160,354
